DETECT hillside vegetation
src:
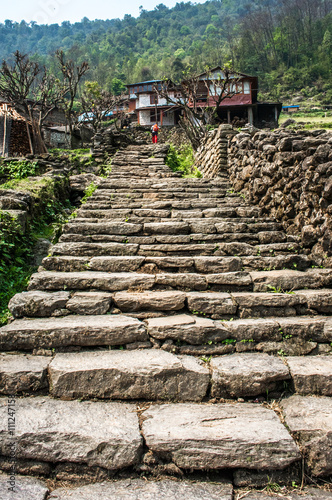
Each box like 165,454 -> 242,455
0,0 -> 331,101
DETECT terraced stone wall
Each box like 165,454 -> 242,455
228,129 -> 332,261
194,124 -> 234,178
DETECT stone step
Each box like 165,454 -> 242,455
48,479 -> 233,500
0,314 -> 147,350
50,241 -> 302,258
62,221 -> 283,236
0,397 -> 308,471
141,402 -> 301,470
281,395 -> 332,477
28,269 -> 329,294
145,314 -> 331,356
41,254 -> 312,273
58,232 -> 286,247
0,397 -> 142,470
48,349 -> 209,401
27,270 -> 252,292
1,350 -> 331,399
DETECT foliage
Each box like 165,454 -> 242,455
0,160 -> 39,180
0,0 -> 330,100
81,182 -> 98,204
80,81 -> 127,133
0,177 -> 72,325
165,144 -> 202,178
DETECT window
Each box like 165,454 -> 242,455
244,81 -> 250,94
150,110 -> 160,122
237,82 -> 243,93
150,94 -> 158,105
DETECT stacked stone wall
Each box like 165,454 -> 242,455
194,125 -> 234,178
228,128 -> 332,260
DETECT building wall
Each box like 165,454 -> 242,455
138,94 -> 169,108
139,109 -> 175,126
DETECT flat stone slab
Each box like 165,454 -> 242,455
282,395 -> 332,476
0,354 -> 49,394
286,356 -> 332,396
194,256 -> 242,273
146,314 -> 230,344
187,292 -> 237,316
142,403 -> 300,470
66,292 -> 112,315
28,272 -> 155,292
206,272 -> 252,287
294,289 -> 332,313
250,269 -> 331,292
0,473 -> 48,500
51,241 -> 139,256
224,318 -> 281,342
211,353 -> 290,398
63,221 -> 143,235
278,316 -> 327,342
155,273 -> 207,290
8,291 -> 70,318
243,488 -> 332,499
0,315 -> 147,350
49,350 -> 209,401
0,397 -> 142,469
49,479 -> 233,499
113,291 -> 186,311
89,256 -> 145,272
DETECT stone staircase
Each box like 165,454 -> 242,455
1,144 -> 332,499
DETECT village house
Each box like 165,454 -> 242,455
126,80 -> 180,126
195,67 -> 282,128
127,69 -> 281,129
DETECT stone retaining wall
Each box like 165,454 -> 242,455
227,128 -> 332,260
194,125 -> 234,178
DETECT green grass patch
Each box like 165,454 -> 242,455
165,144 -> 202,178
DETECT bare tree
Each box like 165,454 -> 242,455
56,50 -> 89,146
156,66 -> 243,149
0,51 -> 69,154
80,81 -> 128,133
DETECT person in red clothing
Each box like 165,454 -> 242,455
151,122 -> 159,143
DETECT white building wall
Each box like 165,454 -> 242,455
138,93 -> 169,108
139,110 -> 151,126
139,109 -> 175,126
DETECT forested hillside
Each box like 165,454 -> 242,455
0,0 -> 331,101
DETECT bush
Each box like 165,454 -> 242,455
0,160 -> 39,180
166,144 -> 202,178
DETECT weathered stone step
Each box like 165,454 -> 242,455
1,350 -> 331,398
0,315 -> 147,350
281,395 -> 332,477
49,349 -> 209,401
48,479 -> 233,500
142,402 -> 300,470
41,254 -> 312,273
0,397 -> 142,470
0,473 -> 49,500
62,220 -> 283,236
27,270 -> 252,292
32,268 -> 330,294
58,232 -> 286,247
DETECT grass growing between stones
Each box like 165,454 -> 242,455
166,144 -> 202,178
